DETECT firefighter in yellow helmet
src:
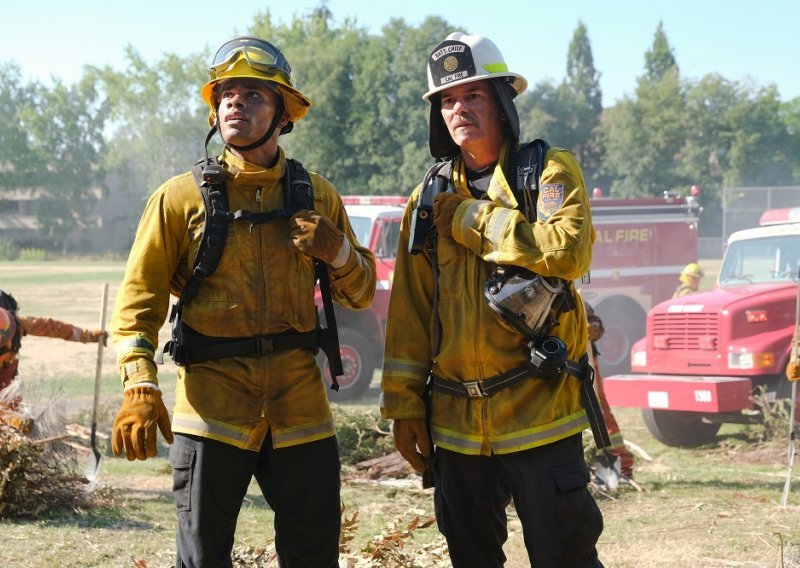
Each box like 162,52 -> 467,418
380,32 -> 604,567
673,262 -> 704,298
110,36 -> 375,567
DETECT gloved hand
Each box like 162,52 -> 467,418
587,314 -> 605,342
112,385 -> 174,461
393,418 -> 430,474
433,193 -> 468,238
289,210 -> 345,265
81,329 -> 108,346
788,360 -> 800,382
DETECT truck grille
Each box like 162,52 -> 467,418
652,312 -> 719,350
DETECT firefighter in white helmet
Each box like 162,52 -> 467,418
673,262 -> 704,298
110,36 -> 375,567
381,32 -> 604,567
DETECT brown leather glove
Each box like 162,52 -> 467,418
112,386 -> 174,461
393,418 -> 431,474
587,314 -> 605,342
788,360 -> 800,382
81,329 -> 108,346
433,193 -> 468,238
289,210 -> 345,265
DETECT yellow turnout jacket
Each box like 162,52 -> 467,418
381,144 -> 594,455
112,148 -> 376,451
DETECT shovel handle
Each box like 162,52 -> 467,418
91,284 -> 109,429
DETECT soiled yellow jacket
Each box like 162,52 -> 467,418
381,144 -> 595,456
112,148 -> 376,451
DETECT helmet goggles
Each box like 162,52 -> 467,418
209,37 -> 292,82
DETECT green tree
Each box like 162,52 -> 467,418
0,64 -> 34,191
90,47 -> 209,197
601,22 -> 686,197
23,76 -> 109,250
644,21 -> 678,82
560,21 -> 604,184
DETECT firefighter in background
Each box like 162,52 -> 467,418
0,291 -> 107,393
673,262 -> 704,298
585,302 -> 635,482
788,334 -> 799,382
110,36 -> 375,567
381,32 -> 604,567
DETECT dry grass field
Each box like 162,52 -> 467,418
2,260 -> 800,567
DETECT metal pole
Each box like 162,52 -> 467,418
780,268 -> 800,507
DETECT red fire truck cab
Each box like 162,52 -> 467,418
603,208 -> 800,446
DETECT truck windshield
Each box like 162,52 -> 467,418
719,235 -> 800,286
348,216 -> 372,247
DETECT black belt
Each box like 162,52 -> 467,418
164,323 -> 319,365
432,355 -> 611,450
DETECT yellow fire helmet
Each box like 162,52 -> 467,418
201,36 -> 312,129
681,262 -> 704,278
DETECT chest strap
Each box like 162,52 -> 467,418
432,355 -> 611,449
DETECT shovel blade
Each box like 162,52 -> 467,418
83,446 -> 104,492
594,454 -> 621,491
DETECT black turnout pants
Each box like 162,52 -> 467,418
169,432 -> 341,568
434,434 -> 604,568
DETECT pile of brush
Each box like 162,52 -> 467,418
0,378 -> 91,518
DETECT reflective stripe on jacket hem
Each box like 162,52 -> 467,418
432,410 -> 589,455
173,414 -> 336,449
172,413 -> 251,446
272,417 -> 336,448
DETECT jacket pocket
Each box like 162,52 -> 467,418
551,458 -> 604,548
169,439 -> 196,513
435,238 -> 465,299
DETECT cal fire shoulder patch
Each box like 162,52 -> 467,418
537,184 -> 565,221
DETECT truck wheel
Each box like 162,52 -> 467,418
318,328 -> 376,401
596,310 -> 643,376
641,408 -> 721,447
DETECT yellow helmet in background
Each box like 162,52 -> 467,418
201,37 -> 312,130
681,263 -> 704,279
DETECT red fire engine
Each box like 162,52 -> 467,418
603,207 -> 800,446
320,193 -> 701,400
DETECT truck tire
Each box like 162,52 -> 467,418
596,309 -> 644,376
318,328 -> 377,401
641,408 -> 721,447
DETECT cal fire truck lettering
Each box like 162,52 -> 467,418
595,228 -> 652,244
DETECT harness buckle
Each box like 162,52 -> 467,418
463,381 -> 487,398
255,336 -> 274,355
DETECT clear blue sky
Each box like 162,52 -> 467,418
5,0 -> 799,105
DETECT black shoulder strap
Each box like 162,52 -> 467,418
515,138 -> 550,219
179,157 -> 232,310
285,160 -> 344,385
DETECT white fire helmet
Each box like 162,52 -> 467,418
423,32 -> 527,101
423,32 -> 528,158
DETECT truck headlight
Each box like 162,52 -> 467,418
632,349 -> 647,368
728,351 -> 775,370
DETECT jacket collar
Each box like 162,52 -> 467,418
221,146 -> 286,187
